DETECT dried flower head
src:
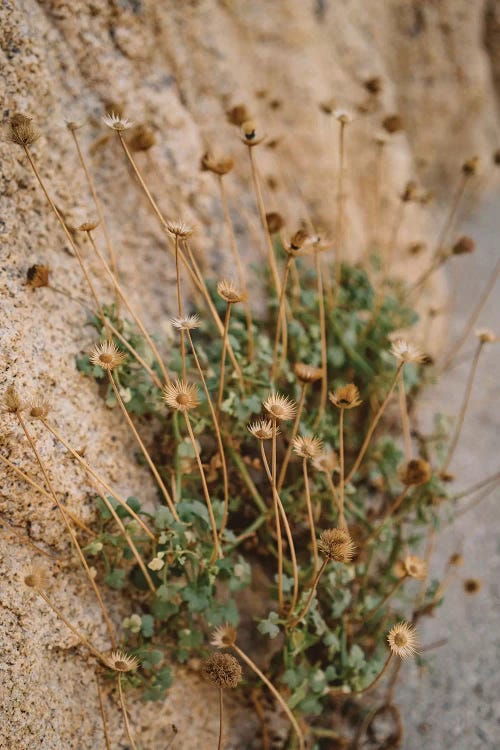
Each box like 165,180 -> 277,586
475,328 -> 496,343
289,229 -> 310,251
398,459 -> 431,487
247,419 -> 276,441
201,652 -> 242,689
263,393 -> 297,421
78,220 -> 100,232
449,552 -> 464,567
170,314 -> 200,331
463,578 -> 482,594
24,565 -> 48,590
217,279 -> 246,304
493,149 -> 500,166
65,119 -> 84,132
128,124 -> 156,152
266,212 -> 285,234
102,112 -> 133,131
28,398 -> 50,420
312,447 -> 339,474
319,98 -> 337,115
210,623 -> 237,649
318,528 -> 356,563
2,386 -> 23,414
387,621 -> 419,659
408,241 -> 426,256
89,341 -> 127,371
163,380 -> 200,411
452,236 -> 475,255
201,152 -> 234,175
105,649 -> 140,672
8,113 -> 41,147
401,181 -> 419,202
382,114 -> 404,133
329,384 -> 362,409
334,109 -> 352,124
226,105 -> 251,127
292,435 -> 323,460
166,220 -> 194,238
241,119 -> 258,144
462,156 -> 480,176
403,555 -> 428,580
364,76 -> 383,94
390,338 -> 425,364
294,362 -> 323,384
26,264 -> 50,288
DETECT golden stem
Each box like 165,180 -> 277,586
248,147 -> 281,296
333,120 -> 346,293
338,408 -> 346,528
271,419 -> 284,611
117,673 -> 138,750
398,371 -> 412,462
288,559 -> 328,628
218,687 -> 224,750
174,235 -> 187,381
331,653 -> 394,696
271,257 -> 291,381
216,303 -> 232,420
277,383 -> 307,492
314,250 -> 328,427
95,673 -> 112,750
303,458 -> 319,571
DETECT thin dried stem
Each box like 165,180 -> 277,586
117,673 -> 138,750
288,559 -> 328,628
95,672 -> 112,750
325,472 -> 342,519
365,577 -> 407,620
248,147 -> 281,296
277,383 -> 307,492
303,458 -> 319,571
105,318 -> 163,389
0,514 -> 63,563
216,303 -> 232,420
338,408 -> 346,528
314,249 -> 328,426
362,487 -> 410,547
331,653 -> 394,696
174,235 -> 187,381
271,257 -> 292,381
37,589 -> 106,661
218,687 -> 224,750
398,371 -> 412,462
271,419 -> 284,611
333,120 -> 347,292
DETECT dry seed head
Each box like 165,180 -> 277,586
29,398 -> 50,420
65,119 -> 84,132
403,555 -> 428,580
170,314 -> 200,331
102,112 -> 133,131
210,623 -> 237,649
201,152 -> 234,175
294,362 -> 323,384
493,149 -> 500,166
463,578 -> 482,594
398,459 -> 431,487
78,220 -> 100,232
382,114 -> 404,133
452,236 -> 475,255
24,565 -> 48,590
462,156 -> 480,176
319,98 -> 337,115
89,341 -> 127,371
163,380 -> 200,411
475,327 -> 496,343
329,384 -> 362,409
8,113 -> 41,147
166,220 -> 194,238
2,386 -> 24,414
401,181 -> 419,203
266,212 -> 285,234
289,229 -> 310,251
201,652 -> 242,689
263,393 -> 297,421
292,435 -> 323,460
312,447 -> 339,474
217,279 -> 246,304
449,552 -> 464,567
318,528 -> 356,563
226,105 -> 251,126
241,119 -> 258,144
390,338 -> 425,364
128,124 -> 156,152
334,109 -> 352,124
105,649 -> 140,672
247,419 -> 276,441
364,76 -> 383,94
387,621 -> 419,659
26,264 -> 50,288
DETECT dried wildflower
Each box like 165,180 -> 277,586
312,447 -> 339,474
170,314 -> 200,331
148,556 -> 165,572
463,578 -> 482,594
128,124 -> 156,152
247,419 -> 275,441
462,156 -> 480,176
65,119 -> 84,132
319,98 -> 337,115
105,650 -> 140,672
318,528 -> 356,563
398,459 -> 431,487
89,341 -> 126,371
364,76 -> 383,94
210,623 -> 237,649
226,105 -> 250,127
78,220 -> 100,232
408,242 -> 426,256
401,181 -> 419,202
493,149 -> 500,166
8,113 -> 41,147
294,362 -> 323,384
241,120 -> 264,146
387,621 -> 419,659
166,220 -> 194,238
26,264 -> 50,288
217,279 -> 246,304
266,212 -> 284,234
24,566 -> 48,590
201,152 -> 234,175
2,386 -> 23,414
201,653 -> 242,689
29,398 -> 50,420
334,109 -> 352,124
475,328 -> 496,343
390,338 -> 425,364
102,112 -> 133,131
449,552 -> 464,567
403,555 -> 428,580
263,393 -> 297,421
382,114 -> 404,133
452,235 -> 475,255
292,435 -> 323,460
289,229 -> 309,251
329,384 -> 362,409
163,380 -> 200,411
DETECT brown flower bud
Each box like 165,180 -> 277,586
226,105 -> 250,127
128,124 -> 156,152
364,76 -> 383,94
462,156 -> 480,176
26,264 -> 50,288
398,459 -> 431,487
266,212 -> 284,234
382,114 -> 404,133
452,236 -> 475,255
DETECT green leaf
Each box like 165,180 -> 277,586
141,614 -> 155,638
104,569 -> 126,590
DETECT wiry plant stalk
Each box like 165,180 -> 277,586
269,418 -> 284,610
325,472 -> 342,520
247,147 -> 281,296
314,248 -> 328,426
398,371 -> 412,462
216,302 -> 232,419
95,673 -> 112,750
338,408 -> 346,528
288,559 -> 328,628
303,458 -> 319,571
217,687 -> 224,750
330,653 -> 394,696
333,118 -> 347,293
105,318 -> 163,390
174,235 -> 187,381
277,383 -> 307,492
271,256 -> 292,382
117,673 -> 138,750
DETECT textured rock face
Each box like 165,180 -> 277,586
1,1 -> 499,748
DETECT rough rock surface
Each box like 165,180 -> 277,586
1,1 -> 499,748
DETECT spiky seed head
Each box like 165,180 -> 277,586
166,220 -> 194,238
398,459 -> 431,487
312,447 -> 339,474
475,327 -> 496,343
294,362 -> 323,384
65,119 -> 84,132
29,399 -> 50,420
24,566 -> 48,590
102,112 -> 133,131
292,435 -> 323,460
89,341 -> 127,371
210,623 -> 237,649
163,380 -> 200,411
78,220 -> 100,232
403,555 -> 428,580
105,649 -> 140,672
329,384 -> 362,409
452,235 -> 475,255
334,109 -> 352,124
8,114 -> 41,147
128,124 -> 156,152
390,338 -> 425,364
387,621 -> 419,659
266,212 -> 285,234
217,279 -> 246,304
247,419 -> 276,441
201,653 -> 242,689
170,314 -> 201,331
289,229 -> 309,251
263,393 -> 297,422
241,119 -> 257,143
382,114 -> 404,133
26,264 -> 50,288
201,152 -> 234,175
226,104 -> 251,126
462,156 -> 480,176
318,528 -> 356,563
2,386 -> 23,414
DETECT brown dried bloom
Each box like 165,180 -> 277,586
89,341 -> 126,371
226,105 -> 251,127
364,76 -> 383,94
241,119 -> 257,143
24,566 -> 48,590
217,279 -> 246,304
163,380 -> 200,411
475,328 -> 496,343
26,264 -> 50,288
329,384 -> 362,409
403,555 -> 428,580
29,398 -> 50,420
201,653 -> 242,689
8,113 -> 41,147
398,459 -> 431,487
390,338 -> 425,364
382,114 -> 404,133
463,578 -> 482,594
493,149 -> 500,166
105,649 -> 140,673
2,386 -> 23,414
166,220 -> 194,238
78,220 -> 100,232
170,314 -> 200,331
312,447 -> 339,474
289,229 -> 309,251
210,623 -> 237,649
247,419 -> 276,441
292,435 -> 323,460
128,124 -> 156,152
452,236 -> 475,255
102,112 -> 133,131
462,156 -> 480,176
201,152 -> 234,176
294,362 -> 323,384
266,212 -> 285,234
263,393 -> 297,421
449,552 -> 464,567
401,181 -> 419,202
387,621 -> 419,659
318,528 -> 356,563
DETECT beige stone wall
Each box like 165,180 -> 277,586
1,1 -> 499,747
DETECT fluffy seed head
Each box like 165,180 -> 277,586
398,459 -> 431,487
263,393 -> 297,421
26,264 -> 50,288
2,386 -> 23,414
387,621 -> 419,659
90,341 -> 127,371
312,447 -> 339,474
201,152 -> 234,175
292,435 -> 323,460
475,328 -> 496,343
390,338 -> 425,364
318,528 -> 356,563
452,235 -> 475,255
210,623 -> 237,649
24,566 -> 48,590
105,649 -> 140,672
294,362 -> 323,384
217,279 -> 246,304
163,380 -> 200,411
247,419 -> 275,441
329,384 -> 362,409
403,555 -> 428,580
170,314 -> 201,331
201,653 -> 242,689
102,112 -> 133,131
166,220 -> 194,238
8,113 -> 41,147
